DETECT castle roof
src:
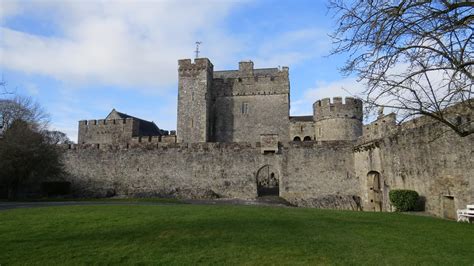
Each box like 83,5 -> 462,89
106,109 -> 165,136
290,116 -> 314,122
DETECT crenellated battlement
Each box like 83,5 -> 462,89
214,67 -> 288,80
178,58 -> 213,72
62,139 -> 354,152
211,62 -> 289,98
130,134 -> 177,144
79,118 -> 134,126
313,97 -> 363,121
212,77 -> 289,97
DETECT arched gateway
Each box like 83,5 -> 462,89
256,165 -> 279,197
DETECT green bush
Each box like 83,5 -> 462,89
389,189 -> 419,212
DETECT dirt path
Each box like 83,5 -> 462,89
0,197 -> 294,211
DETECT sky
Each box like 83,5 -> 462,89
0,0 -> 364,142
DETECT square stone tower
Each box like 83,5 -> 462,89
177,58 -> 214,143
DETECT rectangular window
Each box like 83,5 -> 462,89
241,102 -> 249,114
318,127 -> 322,136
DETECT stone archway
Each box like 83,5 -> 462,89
293,136 -> 301,141
256,165 -> 279,197
367,171 -> 382,211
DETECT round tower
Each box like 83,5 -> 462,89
313,97 -> 363,141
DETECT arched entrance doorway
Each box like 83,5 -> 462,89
367,171 -> 382,211
293,136 -> 301,141
256,165 -> 279,197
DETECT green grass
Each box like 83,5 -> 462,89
0,205 -> 473,265
0,197 -> 184,204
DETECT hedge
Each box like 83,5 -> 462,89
389,189 -> 419,212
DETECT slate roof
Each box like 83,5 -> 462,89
289,116 -> 314,122
106,109 -> 166,136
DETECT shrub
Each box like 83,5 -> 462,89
389,189 -> 419,212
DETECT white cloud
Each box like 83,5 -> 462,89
0,0 -> 244,90
1,1 -> 332,91
0,0 -> 22,20
1,0 -> 341,141
305,77 -> 366,101
291,77 -> 366,116
252,28 -> 331,67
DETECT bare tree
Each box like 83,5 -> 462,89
0,96 -> 50,132
0,95 -> 66,199
329,0 -> 473,136
44,130 -> 73,145
0,77 -> 14,96
0,120 -> 64,199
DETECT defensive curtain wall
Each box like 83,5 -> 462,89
62,57 -> 472,218
65,107 -> 474,218
355,108 -> 473,219
62,140 -> 360,210
62,106 -> 473,218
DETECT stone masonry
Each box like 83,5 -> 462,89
65,58 -> 473,219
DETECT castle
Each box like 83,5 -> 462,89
79,58 -> 364,145
68,58 -> 473,219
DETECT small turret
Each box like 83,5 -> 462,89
313,97 -> 363,141
239,61 -> 254,76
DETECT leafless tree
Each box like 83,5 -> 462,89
44,130 -> 73,145
0,120 -> 64,199
0,96 -> 50,132
329,0 -> 473,136
0,77 -> 14,96
0,95 -> 67,199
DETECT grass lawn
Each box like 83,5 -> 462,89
0,197 -> 183,204
0,204 -> 473,265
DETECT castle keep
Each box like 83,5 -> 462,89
80,58 -> 365,145
68,58 -> 473,219
177,58 -> 364,144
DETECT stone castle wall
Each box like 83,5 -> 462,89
70,56 -> 472,218
78,118 -> 138,145
289,119 -> 315,141
213,94 -> 290,143
354,116 -> 473,217
211,61 -> 290,143
62,141 -> 360,209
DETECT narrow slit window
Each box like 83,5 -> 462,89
241,102 -> 249,114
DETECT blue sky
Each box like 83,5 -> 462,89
0,0 -> 364,142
